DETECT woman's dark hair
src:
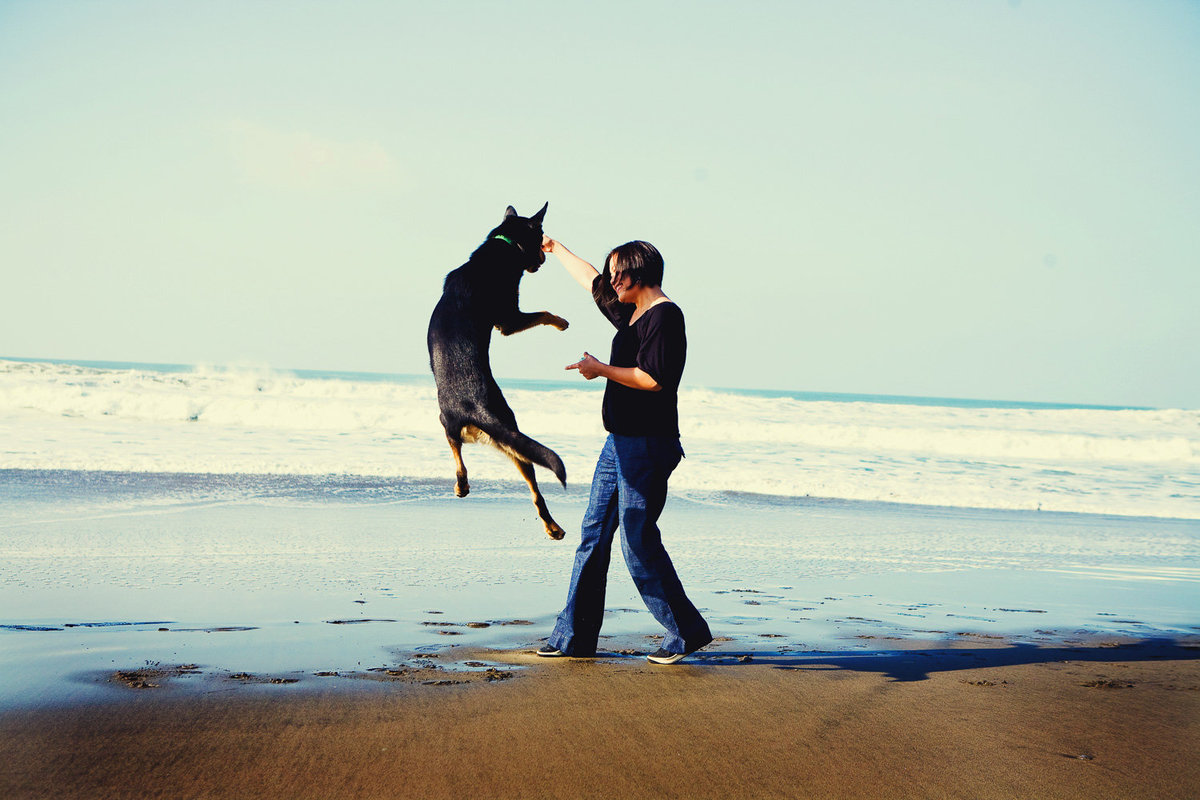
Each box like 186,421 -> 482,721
605,240 -> 664,288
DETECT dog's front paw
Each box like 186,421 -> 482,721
549,315 -> 569,331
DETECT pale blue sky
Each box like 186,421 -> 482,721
1,1 -> 1196,407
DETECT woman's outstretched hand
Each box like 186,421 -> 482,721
566,352 -> 604,380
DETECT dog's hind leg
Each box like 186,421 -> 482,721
471,413 -> 567,489
509,456 -> 566,540
446,433 -> 470,497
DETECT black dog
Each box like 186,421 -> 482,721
427,203 -> 569,539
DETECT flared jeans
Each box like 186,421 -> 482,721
548,433 -> 712,656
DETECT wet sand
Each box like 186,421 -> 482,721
2,638 -> 1198,799
3,480 -> 1198,797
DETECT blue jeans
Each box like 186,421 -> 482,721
548,434 -> 712,656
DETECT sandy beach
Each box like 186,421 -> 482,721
3,637 -> 1198,799
2,474 -> 1198,798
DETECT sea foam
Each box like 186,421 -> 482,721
1,359 -> 1196,519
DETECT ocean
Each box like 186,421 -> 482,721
1,357 -> 1196,520
1,357 -> 1198,707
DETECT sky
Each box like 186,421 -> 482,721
1,0 -> 1196,408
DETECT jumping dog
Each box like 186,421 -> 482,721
426,203 -> 569,539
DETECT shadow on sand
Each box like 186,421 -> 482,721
684,637 -> 1200,682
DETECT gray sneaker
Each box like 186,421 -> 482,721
646,647 -> 689,665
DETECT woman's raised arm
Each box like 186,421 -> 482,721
542,235 -> 599,292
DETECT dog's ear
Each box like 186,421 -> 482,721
530,202 -> 548,225
504,206 -> 518,219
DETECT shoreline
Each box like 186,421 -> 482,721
3,477 -> 1197,796
5,563 -> 1197,713
3,489 -> 1198,713
4,636 -> 1198,799
49,631 -> 1200,707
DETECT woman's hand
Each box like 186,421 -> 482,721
566,355 -> 662,391
541,234 -> 557,254
565,352 -> 604,380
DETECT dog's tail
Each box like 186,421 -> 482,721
476,420 -> 567,487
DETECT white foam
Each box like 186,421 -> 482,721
1,359 -> 1197,519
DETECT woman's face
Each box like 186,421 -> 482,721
609,258 -> 635,302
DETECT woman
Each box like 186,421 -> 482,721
537,235 -> 712,665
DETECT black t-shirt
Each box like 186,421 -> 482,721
591,274 -> 686,436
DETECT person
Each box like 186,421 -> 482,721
536,235 -> 713,665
